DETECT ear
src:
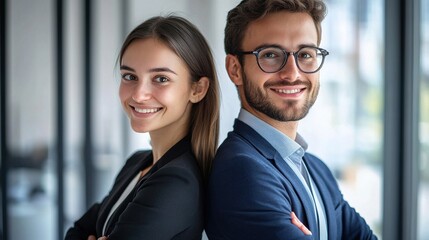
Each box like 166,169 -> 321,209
225,54 -> 243,86
190,77 -> 210,103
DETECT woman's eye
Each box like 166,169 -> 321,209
122,73 -> 137,81
154,76 -> 169,83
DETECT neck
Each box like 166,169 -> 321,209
149,127 -> 188,162
244,107 -> 299,140
269,119 -> 299,140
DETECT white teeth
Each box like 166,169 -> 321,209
134,107 -> 161,113
275,89 -> 301,94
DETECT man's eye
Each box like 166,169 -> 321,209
300,53 -> 311,59
298,51 -> 315,59
122,74 -> 137,81
261,52 -> 278,58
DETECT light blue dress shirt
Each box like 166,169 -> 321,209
238,108 -> 328,240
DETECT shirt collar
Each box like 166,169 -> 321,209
238,108 -> 308,160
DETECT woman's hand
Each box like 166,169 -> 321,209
291,211 -> 312,235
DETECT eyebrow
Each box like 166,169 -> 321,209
120,65 -> 177,75
120,65 -> 135,72
253,43 -> 318,50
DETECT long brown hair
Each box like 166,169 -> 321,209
118,15 -> 220,181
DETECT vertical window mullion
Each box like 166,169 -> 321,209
55,0 -> 65,238
383,0 -> 420,239
383,0 -> 405,238
402,0 -> 421,239
1,0 -> 9,238
83,0 -> 95,208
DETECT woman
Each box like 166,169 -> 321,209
65,15 -> 219,240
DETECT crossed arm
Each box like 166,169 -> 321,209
90,212 -> 310,240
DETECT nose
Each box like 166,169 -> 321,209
279,53 -> 300,80
131,80 -> 152,103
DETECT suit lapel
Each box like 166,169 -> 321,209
271,153 -> 319,236
233,120 -> 319,235
304,155 -> 337,240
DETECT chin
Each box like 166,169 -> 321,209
130,125 -> 150,133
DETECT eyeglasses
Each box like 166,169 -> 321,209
236,46 -> 329,74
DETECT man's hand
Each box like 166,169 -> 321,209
291,212 -> 312,235
87,235 -> 107,240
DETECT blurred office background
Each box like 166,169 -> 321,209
0,0 -> 428,239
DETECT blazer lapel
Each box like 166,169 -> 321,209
96,136 -> 191,236
272,153 -> 319,236
233,120 -> 319,236
96,151 -> 152,236
304,155 -> 337,240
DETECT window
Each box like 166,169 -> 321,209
300,0 -> 384,236
6,0 -> 57,239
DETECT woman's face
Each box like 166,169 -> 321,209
119,38 -> 194,135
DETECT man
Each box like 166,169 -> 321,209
205,0 -> 378,239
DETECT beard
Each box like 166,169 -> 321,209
242,72 -> 319,122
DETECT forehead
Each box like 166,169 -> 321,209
242,11 -> 318,50
121,38 -> 187,71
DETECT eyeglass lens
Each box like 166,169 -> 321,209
257,47 -> 324,73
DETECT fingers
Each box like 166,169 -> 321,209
87,235 -> 107,240
291,211 -> 312,235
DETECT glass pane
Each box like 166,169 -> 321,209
7,0 -> 56,239
63,0 -> 126,231
63,0 -> 85,233
418,0 -> 429,239
91,0 -> 125,204
300,0 -> 384,237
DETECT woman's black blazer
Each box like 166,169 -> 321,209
65,137 -> 204,240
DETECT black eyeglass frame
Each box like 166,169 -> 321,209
236,45 -> 329,74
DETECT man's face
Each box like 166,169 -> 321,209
234,11 -> 320,125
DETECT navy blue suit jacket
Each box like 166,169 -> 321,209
206,120 -> 377,240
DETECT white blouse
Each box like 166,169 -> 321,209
102,172 -> 141,235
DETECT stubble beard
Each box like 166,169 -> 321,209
242,72 -> 319,122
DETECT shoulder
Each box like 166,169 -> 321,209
214,128 -> 276,171
133,150 -> 203,213
164,150 -> 199,170
210,132 -> 281,191
148,150 -> 203,189
215,131 -> 265,164
163,150 -> 201,177
120,150 -> 152,171
126,150 -> 152,165
117,150 -> 152,173
112,150 -> 152,183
